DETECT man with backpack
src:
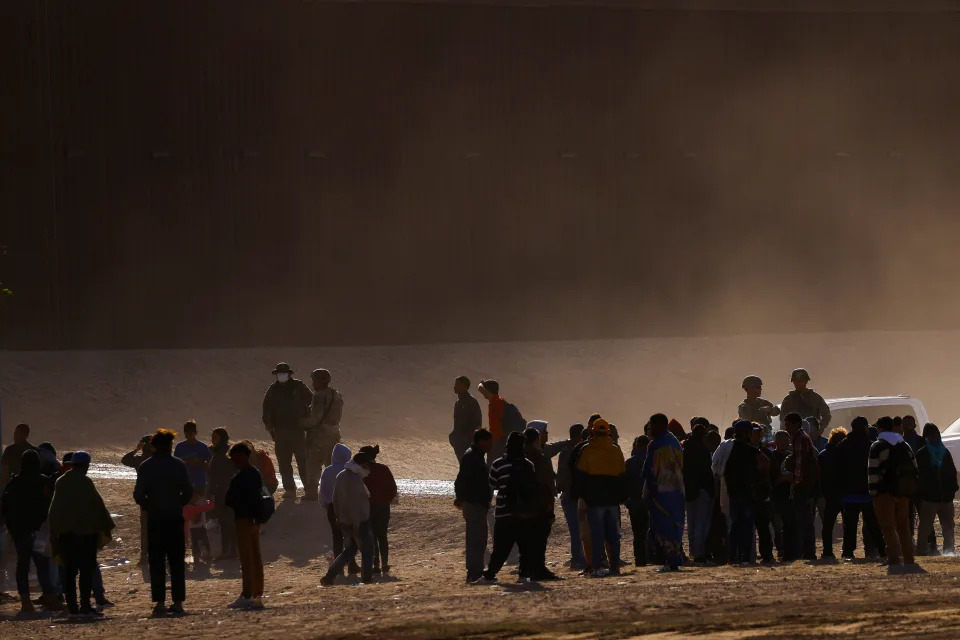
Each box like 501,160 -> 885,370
476,432 -> 538,583
478,379 -> 526,466
782,412 -> 820,561
302,368 -> 345,502
225,442 -> 269,610
869,416 -> 919,567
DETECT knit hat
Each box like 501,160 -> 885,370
592,418 -> 611,435
527,420 -> 548,435
358,444 -> 380,460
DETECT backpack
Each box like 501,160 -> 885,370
505,459 -> 538,515
502,402 -> 527,435
253,483 -> 276,524
890,442 -> 919,498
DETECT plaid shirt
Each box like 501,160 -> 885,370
791,428 -> 816,487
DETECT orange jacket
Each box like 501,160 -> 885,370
488,395 -> 506,441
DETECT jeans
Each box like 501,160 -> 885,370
326,520 -> 374,581
236,518 -> 264,598
484,516 -> 533,578
14,531 -> 54,596
821,498 -> 843,557
560,494 -> 586,569
370,504 -> 391,569
628,506 -> 649,566
686,492 -> 713,559
754,500 -> 775,562
728,496 -> 755,563
462,502 -> 489,581
586,505 -> 621,572
874,494 -> 914,564
842,501 -> 884,558
60,533 -> 98,610
917,500 -> 955,555
273,430 -> 307,494
147,517 -> 186,604
792,492 -> 817,560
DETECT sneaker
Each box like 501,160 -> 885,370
227,596 -> 251,609
372,566 -> 382,575
472,576 -> 498,585
19,600 -> 36,615
168,602 -> 185,615
589,569 -> 608,578
247,597 -> 265,610
79,605 -> 103,617
382,564 -> 391,575
320,575 -> 336,587
152,603 -> 167,617
96,597 -> 115,608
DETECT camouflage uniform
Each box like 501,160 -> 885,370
302,386 -> 344,497
780,389 -> 831,432
738,398 -> 779,437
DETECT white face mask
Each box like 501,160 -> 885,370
276,373 -> 290,383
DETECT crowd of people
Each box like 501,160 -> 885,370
0,362 -> 956,620
451,369 -> 956,583
0,362 -> 400,618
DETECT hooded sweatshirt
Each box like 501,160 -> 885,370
869,431 -> 917,497
1,450 -> 50,536
333,461 -> 371,527
49,469 -> 115,541
577,435 -> 627,507
320,443 -> 352,507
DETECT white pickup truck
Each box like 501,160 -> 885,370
938,416 -> 960,463
770,395 -> 930,433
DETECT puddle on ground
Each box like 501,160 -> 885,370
88,463 -> 454,497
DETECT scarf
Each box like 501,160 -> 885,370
926,438 -> 948,468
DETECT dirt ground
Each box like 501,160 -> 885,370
2,472 -> 960,639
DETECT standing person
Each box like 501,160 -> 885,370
869,416 -> 918,567
782,412 -> 820,561
625,435 -> 650,567
450,376 -> 483,463
683,423 -> 715,564
770,431 -> 793,561
319,443 -> 360,576
359,445 -> 397,575
303,368 -> 345,501
321,451 -> 375,586
224,443 -> 267,610
522,425 -> 561,581
902,416 -> 925,452
174,421 -> 212,497
738,376 -> 781,439
577,418 -> 626,577
818,427 -> 847,560
711,426 -> 736,542
780,369 -> 831,432
915,422 -> 957,556
48,451 -> 115,617
1,424 -> 36,485
0,450 -> 58,613
641,414 -> 686,572
175,421 -> 212,560
806,419 -> 828,453
134,429 -> 194,617
724,421 -> 761,564
750,424 -> 776,564
122,435 -> 154,564
454,429 -> 493,583
834,417 -> 884,560
262,362 -> 313,500
901,415 -> 928,547
208,428 -> 237,561
478,380 -> 526,466
556,424 -> 587,571
476,432 -> 538,583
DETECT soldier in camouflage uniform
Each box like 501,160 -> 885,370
301,368 -> 344,501
738,375 -> 781,438
780,368 -> 831,432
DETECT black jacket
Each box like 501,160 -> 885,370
451,393 -> 483,453
724,441 -> 761,501
683,435 -> 715,501
834,431 -> 873,497
567,440 -> 590,501
0,463 -> 50,536
261,378 -> 313,432
916,447 -> 959,503
818,441 -> 844,502
225,466 -> 263,521
133,452 -> 194,521
455,446 -> 492,505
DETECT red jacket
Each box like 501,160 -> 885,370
364,462 -> 398,506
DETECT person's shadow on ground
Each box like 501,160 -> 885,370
260,499 -> 332,567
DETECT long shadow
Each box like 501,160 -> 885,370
259,500 -> 332,567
